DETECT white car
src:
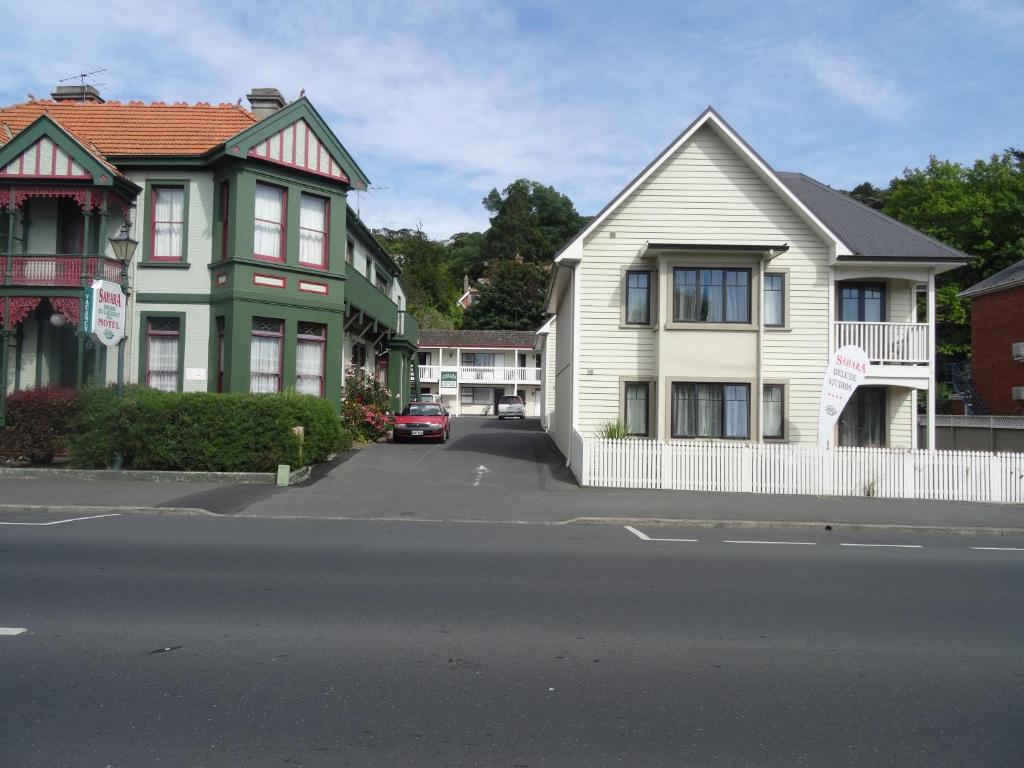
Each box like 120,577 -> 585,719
497,395 -> 525,419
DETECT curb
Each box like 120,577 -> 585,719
0,467 -> 275,485
561,517 -> 1024,537
0,504 -> 215,517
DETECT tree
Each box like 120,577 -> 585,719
446,231 -> 487,281
481,179 -> 584,264
883,151 -> 1024,357
843,181 -> 888,210
461,259 -> 550,331
374,227 -> 461,327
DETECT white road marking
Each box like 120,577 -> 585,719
839,543 -> 922,549
723,540 -> 816,546
472,465 -> 491,487
969,546 -> 1024,551
650,537 -> 700,543
0,628 -> 27,636
624,526 -> 650,541
0,513 -> 121,527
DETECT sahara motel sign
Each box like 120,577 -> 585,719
83,279 -> 127,347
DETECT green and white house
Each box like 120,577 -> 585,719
0,85 -> 417,424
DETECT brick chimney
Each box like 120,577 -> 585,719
50,85 -> 104,103
246,88 -> 286,119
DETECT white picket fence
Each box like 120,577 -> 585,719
572,430 -> 1024,503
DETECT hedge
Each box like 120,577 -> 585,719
69,386 -> 351,472
0,386 -> 78,465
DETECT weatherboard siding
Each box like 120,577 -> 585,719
575,125 -> 832,442
554,276 -> 574,458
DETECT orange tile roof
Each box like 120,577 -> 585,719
0,99 -> 258,157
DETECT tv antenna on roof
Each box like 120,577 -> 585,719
353,184 -> 389,217
59,68 -> 108,101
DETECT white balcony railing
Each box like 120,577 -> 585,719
834,322 -> 929,364
418,365 -> 541,385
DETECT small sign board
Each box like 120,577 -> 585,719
185,368 -> 208,382
440,369 -> 458,390
83,279 -> 127,347
817,345 -> 870,448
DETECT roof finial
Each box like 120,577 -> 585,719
299,88 -> 305,98
27,93 -> 36,102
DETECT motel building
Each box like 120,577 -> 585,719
416,330 -> 543,417
0,84 -> 417,422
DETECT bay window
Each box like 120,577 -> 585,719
298,194 -> 328,268
254,183 -> 286,261
673,268 -> 750,323
672,382 -> 749,439
250,317 -> 283,393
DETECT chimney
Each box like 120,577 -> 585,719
50,85 -> 104,104
463,274 -> 470,293
246,88 -> 286,119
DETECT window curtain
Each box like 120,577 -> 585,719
250,335 -> 281,393
674,269 -> 699,321
723,385 -> 749,438
299,195 -> 326,266
254,185 -> 284,258
763,385 -> 783,438
764,274 -> 784,326
153,188 -> 184,259
626,272 -> 649,324
673,383 -> 724,437
296,339 -> 323,395
625,382 -> 648,435
699,269 -> 723,322
726,271 -> 749,322
148,336 -> 178,391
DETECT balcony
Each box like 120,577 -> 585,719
834,322 -> 929,365
3,254 -> 121,287
344,263 -> 399,331
419,365 -> 542,385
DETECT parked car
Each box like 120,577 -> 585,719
393,402 -> 450,442
497,395 -> 525,420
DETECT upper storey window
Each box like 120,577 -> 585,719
254,183 -> 286,261
151,186 -> 185,261
673,268 -> 750,324
299,194 -> 328,268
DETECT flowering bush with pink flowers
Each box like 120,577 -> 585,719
342,366 -> 394,441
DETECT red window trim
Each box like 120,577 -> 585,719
297,323 -> 327,397
252,273 -> 287,289
298,280 -> 328,295
254,182 -> 287,263
298,193 -> 329,270
150,185 -> 185,262
251,317 -> 284,393
146,317 -> 180,389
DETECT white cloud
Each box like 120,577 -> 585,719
796,40 -> 908,121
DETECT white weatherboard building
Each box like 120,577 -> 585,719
544,107 -> 969,466
416,330 -> 542,416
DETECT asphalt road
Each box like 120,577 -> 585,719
2,514 -> 1023,767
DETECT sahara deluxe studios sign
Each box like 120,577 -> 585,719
83,279 -> 127,347
817,344 -> 870,448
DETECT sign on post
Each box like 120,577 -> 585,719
439,369 -> 458,391
83,279 -> 127,347
817,345 -> 870,448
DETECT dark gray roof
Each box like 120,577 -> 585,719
959,258 -> 1024,298
418,329 -> 537,348
776,172 -> 969,263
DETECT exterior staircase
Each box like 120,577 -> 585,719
945,362 -> 989,415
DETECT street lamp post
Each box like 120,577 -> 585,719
108,221 -> 138,470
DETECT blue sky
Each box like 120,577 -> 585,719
3,0 -> 1021,239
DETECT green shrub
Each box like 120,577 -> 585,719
69,386 -> 348,471
0,386 -> 78,465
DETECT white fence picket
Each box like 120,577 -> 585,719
566,436 -> 1024,504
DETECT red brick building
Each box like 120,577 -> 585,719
960,259 -> 1024,415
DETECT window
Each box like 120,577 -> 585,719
461,387 -> 494,405
763,273 -> 785,327
376,274 -> 390,294
219,182 -> 230,261
763,384 -> 784,439
299,194 -> 328,268
254,183 -> 286,261
151,187 -> 185,261
418,352 -> 432,366
296,322 -> 326,396
839,283 -> 885,322
671,383 -> 749,439
216,317 -> 225,393
250,317 -> 283,393
346,239 -> 355,265
624,381 -> 650,436
146,317 -> 180,391
462,352 -> 503,367
351,343 -> 366,367
625,270 -> 651,325
673,268 -> 750,323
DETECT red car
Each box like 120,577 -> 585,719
392,402 -> 450,443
